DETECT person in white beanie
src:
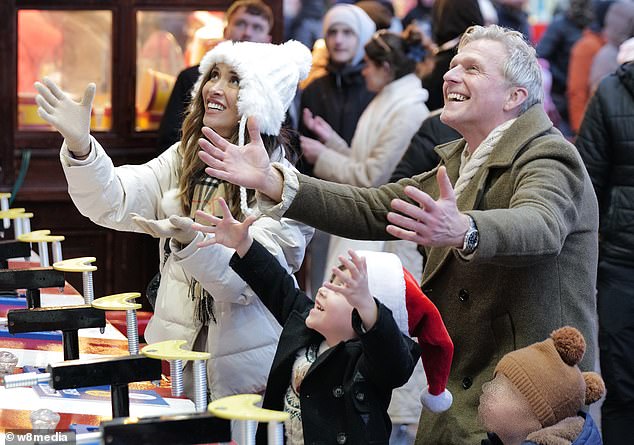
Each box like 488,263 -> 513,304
33,39 -> 314,401
299,3 -> 377,170
191,196 -> 453,445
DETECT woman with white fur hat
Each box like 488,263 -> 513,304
33,39 -> 314,400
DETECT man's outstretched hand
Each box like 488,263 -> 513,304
386,166 -> 470,248
198,117 -> 283,201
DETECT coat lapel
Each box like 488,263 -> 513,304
421,107 -> 555,286
276,311 -> 323,366
422,140 -> 466,285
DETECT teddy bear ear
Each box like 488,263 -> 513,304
583,372 -> 605,405
551,326 -> 585,366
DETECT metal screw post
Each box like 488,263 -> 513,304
126,309 -> 139,355
235,420 -> 257,445
21,217 -> 31,235
169,359 -> 184,397
1,196 -> 9,229
51,241 -> 63,264
193,360 -> 207,413
82,271 -> 94,305
267,421 -> 284,445
37,241 -> 49,267
3,372 -> 50,388
14,217 -> 23,239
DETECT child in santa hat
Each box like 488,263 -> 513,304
192,197 -> 453,445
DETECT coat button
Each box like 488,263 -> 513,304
458,289 -> 470,302
462,376 -> 473,389
336,432 -> 347,444
332,386 -> 344,398
355,392 -> 365,402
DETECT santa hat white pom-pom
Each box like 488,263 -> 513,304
161,188 -> 182,217
420,387 -> 453,413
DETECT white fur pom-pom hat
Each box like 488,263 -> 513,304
194,39 -> 312,137
193,39 -> 312,216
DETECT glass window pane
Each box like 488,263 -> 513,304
17,10 -> 113,131
136,10 -> 225,131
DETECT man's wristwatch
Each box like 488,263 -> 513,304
462,215 -> 479,254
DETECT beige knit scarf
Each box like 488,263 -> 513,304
453,119 -> 516,199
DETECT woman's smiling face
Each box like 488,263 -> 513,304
201,63 -> 240,138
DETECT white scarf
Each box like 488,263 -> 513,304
454,118 -> 516,199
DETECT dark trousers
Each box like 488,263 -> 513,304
597,261 -> 634,444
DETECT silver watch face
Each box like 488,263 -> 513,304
463,227 -> 479,252
467,230 -> 478,247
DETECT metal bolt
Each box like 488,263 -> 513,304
3,372 -> 50,388
170,359 -> 184,397
51,241 -> 63,264
235,419 -> 257,445
1,197 -> 9,229
82,271 -> 94,305
267,421 -> 284,445
38,241 -> 50,267
192,360 -> 207,412
126,309 -> 139,355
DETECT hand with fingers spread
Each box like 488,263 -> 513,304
324,250 -> 378,330
198,117 -> 284,201
131,213 -> 197,246
34,77 -> 95,157
192,198 -> 258,257
386,166 -> 470,248
302,108 -> 334,143
299,135 -> 327,164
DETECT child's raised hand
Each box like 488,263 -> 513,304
324,250 -> 378,330
198,118 -> 272,192
192,197 -> 257,257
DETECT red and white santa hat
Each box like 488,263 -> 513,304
358,251 -> 454,413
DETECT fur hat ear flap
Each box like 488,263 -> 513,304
583,372 -> 606,405
551,326 -> 586,366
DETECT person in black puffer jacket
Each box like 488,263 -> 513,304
298,4 -> 376,176
575,60 -> 634,445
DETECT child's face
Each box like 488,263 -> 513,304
305,270 -> 356,345
478,374 -> 541,443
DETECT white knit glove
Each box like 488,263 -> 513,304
34,77 -> 95,157
131,214 -> 197,246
